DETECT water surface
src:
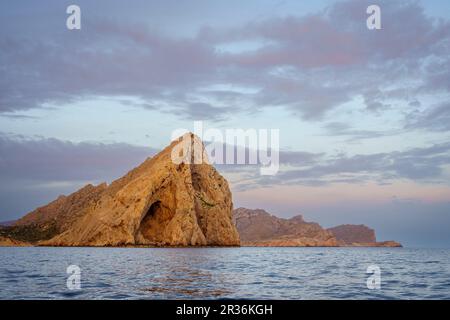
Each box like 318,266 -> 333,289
0,247 -> 449,299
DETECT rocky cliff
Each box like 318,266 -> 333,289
0,236 -> 30,247
327,224 -> 376,244
233,208 -> 338,247
5,134 -> 240,247
327,224 -> 401,247
234,208 -> 401,247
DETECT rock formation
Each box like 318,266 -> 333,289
234,208 -> 401,247
341,240 -> 402,247
13,183 -> 107,241
7,134 -> 240,247
233,208 -> 338,247
327,224 -> 401,247
327,224 -> 376,244
0,236 -> 29,247
1,135 -> 401,248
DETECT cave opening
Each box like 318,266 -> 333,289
137,201 -> 174,244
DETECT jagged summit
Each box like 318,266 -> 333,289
8,134 -> 240,247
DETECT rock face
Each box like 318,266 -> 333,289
12,134 -> 240,247
234,208 -> 402,247
0,220 -> 16,227
373,241 -> 402,247
0,236 -> 30,247
14,184 -> 107,241
344,240 -> 402,247
233,208 -> 338,247
327,224 -> 376,244
327,224 -> 402,247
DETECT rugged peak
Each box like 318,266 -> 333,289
234,207 -> 272,218
169,132 -> 210,166
14,182 -> 107,230
5,136 -> 239,247
289,215 -> 305,224
23,135 -> 241,247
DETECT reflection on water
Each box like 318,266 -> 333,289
143,265 -> 232,298
0,247 -> 450,299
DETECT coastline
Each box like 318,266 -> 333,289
0,242 -> 402,248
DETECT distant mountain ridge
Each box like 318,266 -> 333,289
327,224 -> 376,244
233,208 -> 401,247
233,207 -> 337,247
0,220 -> 16,227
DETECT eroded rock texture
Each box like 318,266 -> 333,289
233,208 -> 338,247
15,134 -> 240,247
233,208 -> 401,247
327,224 -> 402,247
327,224 -> 376,244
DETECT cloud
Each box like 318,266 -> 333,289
0,0 -> 449,124
406,102 -> 450,132
173,102 -> 239,121
0,114 -> 39,120
322,122 -> 390,140
0,133 -> 159,219
222,141 -> 450,190
0,133 -> 156,182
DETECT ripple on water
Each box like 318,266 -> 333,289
0,247 -> 449,299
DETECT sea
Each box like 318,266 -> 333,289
0,247 -> 449,300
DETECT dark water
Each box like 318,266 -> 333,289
0,247 -> 449,300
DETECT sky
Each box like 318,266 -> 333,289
1,0 -> 450,247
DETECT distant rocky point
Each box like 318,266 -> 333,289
327,224 -> 401,247
233,208 -> 401,247
0,220 -> 16,227
327,224 -> 378,246
0,236 -> 29,247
